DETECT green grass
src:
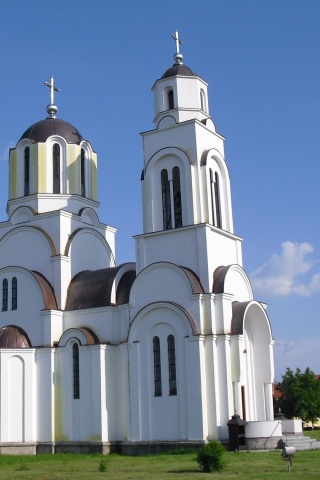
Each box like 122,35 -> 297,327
0,450 -> 318,479
305,427 -> 320,442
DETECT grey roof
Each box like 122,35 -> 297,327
161,64 -> 197,79
19,117 -> 84,145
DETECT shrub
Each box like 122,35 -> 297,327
196,441 -> 225,473
98,457 -> 109,472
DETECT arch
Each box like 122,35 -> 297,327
213,264 -> 253,301
80,148 -> 86,197
79,207 -> 99,226
128,301 -> 197,342
144,146 -> 193,176
10,206 -> 36,225
129,261 -> 204,309
46,136 -> 68,194
0,225 -> 56,257
64,228 -> 115,267
173,166 -> 182,228
12,139 -> 33,198
79,141 -> 94,199
161,169 -> 172,230
58,327 -> 99,347
73,342 -> 80,399
167,334 -> 177,395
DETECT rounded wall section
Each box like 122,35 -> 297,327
65,228 -> 115,278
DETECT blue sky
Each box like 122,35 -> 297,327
0,0 -> 319,379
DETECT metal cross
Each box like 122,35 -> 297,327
172,30 -> 182,54
44,76 -> 60,105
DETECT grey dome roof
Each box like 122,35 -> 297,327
19,117 -> 84,145
0,325 -> 32,348
162,64 -> 197,79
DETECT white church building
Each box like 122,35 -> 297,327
0,34 -> 280,454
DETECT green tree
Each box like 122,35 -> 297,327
277,367 -> 320,425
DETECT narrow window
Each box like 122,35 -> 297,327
2,279 -> 8,311
172,167 -> 182,228
210,169 -> 222,228
214,172 -> 222,228
81,148 -> 86,197
161,169 -> 172,230
167,335 -> 177,395
53,143 -> 60,194
24,147 -> 30,196
73,343 -> 80,399
11,277 -> 17,310
200,89 -> 206,112
168,89 -> 174,110
153,336 -> 162,396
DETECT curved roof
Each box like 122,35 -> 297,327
0,325 -> 32,348
31,271 -> 58,309
19,117 -> 84,145
65,264 -> 136,310
161,64 -> 197,79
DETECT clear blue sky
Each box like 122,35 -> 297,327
0,0 -> 319,379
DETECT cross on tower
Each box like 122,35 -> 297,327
44,76 -> 60,106
172,30 -> 182,54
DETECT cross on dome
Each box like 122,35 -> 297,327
171,30 -> 183,65
44,76 -> 60,118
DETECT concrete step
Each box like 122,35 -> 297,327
283,434 -> 320,450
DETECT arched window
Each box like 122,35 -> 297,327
2,279 -> 8,312
168,89 -> 174,110
11,277 -> 17,310
210,169 -> 222,228
153,336 -> 162,396
53,143 -> 60,194
172,167 -> 182,228
24,147 -> 30,196
73,343 -> 80,399
200,89 -> 206,112
161,169 -> 172,230
167,335 -> 177,395
81,148 -> 86,197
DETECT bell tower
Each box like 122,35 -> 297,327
135,32 -> 243,292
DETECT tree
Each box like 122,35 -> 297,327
277,367 -> 320,425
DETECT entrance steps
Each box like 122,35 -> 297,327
283,433 -> 320,450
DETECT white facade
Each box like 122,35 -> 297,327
0,46 -> 276,454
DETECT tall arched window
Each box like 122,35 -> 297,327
167,335 -> 177,395
210,169 -> 222,228
2,279 -> 8,312
81,148 -> 86,197
153,336 -> 162,396
53,143 -> 60,194
161,169 -> 172,230
168,89 -> 174,110
172,167 -> 182,228
73,343 -> 80,399
24,147 -> 30,196
11,277 -> 17,310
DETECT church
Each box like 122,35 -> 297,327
0,34 -> 279,454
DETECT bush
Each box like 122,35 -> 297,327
196,441 -> 225,473
98,457 -> 109,472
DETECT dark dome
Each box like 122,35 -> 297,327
162,64 -> 197,79
19,117 -> 84,145
0,325 -> 32,348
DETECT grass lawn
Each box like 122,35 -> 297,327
305,427 -> 320,442
0,449 -> 319,479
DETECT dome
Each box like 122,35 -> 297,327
19,117 -> 84,145
0,325 -> 32,348
161,64 -> 197,79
